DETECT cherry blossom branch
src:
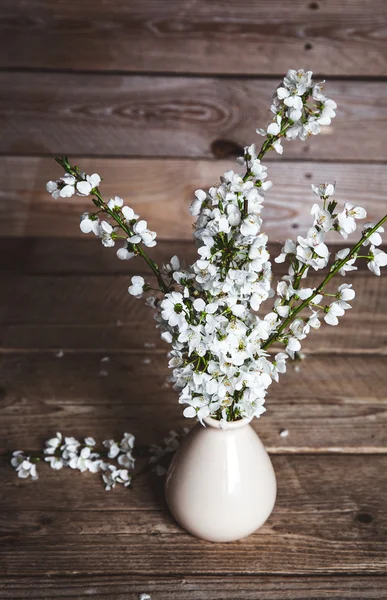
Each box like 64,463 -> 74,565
262,214 -> 387,351
55,157 -> 170,294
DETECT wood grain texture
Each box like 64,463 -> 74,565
0,352 -> 386,452
1,76 -> 387,159
1,272 -> 386,352
2,157 -> 387,242
1,0 -> 387,76
0,238 -> 198,274
1,455 -> 387,574
1,575 -> 386,599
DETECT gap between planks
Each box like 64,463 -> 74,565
0,347 -> 386,356
4,68 -> 387,82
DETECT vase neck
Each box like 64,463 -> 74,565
203,416 -> 252,430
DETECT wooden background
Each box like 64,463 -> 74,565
1,1 -> 387,598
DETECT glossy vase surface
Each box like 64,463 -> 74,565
165,416 -> 276,542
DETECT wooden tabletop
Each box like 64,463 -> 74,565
1,0 -> 387,596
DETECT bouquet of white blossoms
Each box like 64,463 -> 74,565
47,69 -> 387,428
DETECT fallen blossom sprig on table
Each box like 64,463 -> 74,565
11,432 -> 136,491
11,429 -> 189,488
46,68 -> 387,428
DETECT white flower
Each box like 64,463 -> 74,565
130,220 -> 157,248
275,239 -> 296,263
107,196 -> 124,210
283,69 -> 313,95
307,311 -> 321,330
193,260 -> 217,285
193,298 -> 206,312
297,287 -> 315,300
11,452 -> 38,480
367,245 -> 387,276
311,183 -> 335,199
190,189 -> 207,216
337,202 -> 367,237
311,204 -> 332,232
240,214 -> 261,237
335,247 -> 358,276
45,455 -> 65,470
296,245 -> 328,270
183,406 -> 197,418
44,432 -> 63,455
161,331 -> 172,344
312,81 -> 327,101
103,439 -> 121,459
317,99 -> 337,125
47,174 -> 78,199
128,276 -> 145,298
60,175 -> 77,197
122,206 -> 139,221
271,352 -> 288,382
60,436 -> 81,460
118,453 -> 135,470
272,138 -> 283,154
335,283 -> 355,309
267,114 -> 282,136
324,302 -> 345,326
68,447 -> 97,472
102,466 -> 131,491
117,245 -> 135,260
100,221 -> 116,247
120,433 -> 136,452
161,292 -> 187,327
363,223 -> 384,247
80,213 -> 101,235
76,173 -> 101,196
164,255 -> 181,274
286,336 -> 301,358
46,179 -> 61,198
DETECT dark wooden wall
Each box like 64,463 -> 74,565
1,2 -> 387,598
0,0 -> 387,245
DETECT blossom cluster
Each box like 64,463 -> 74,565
257,69 -> 337,154
46,69 -> 387,427
46,172 -> 157,255
11,432 -> 136,491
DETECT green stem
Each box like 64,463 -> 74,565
263,215 -> 387,351
243,112 -> 290,180
292,263 -> 308,290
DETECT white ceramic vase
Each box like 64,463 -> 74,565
165,416 -> 276,542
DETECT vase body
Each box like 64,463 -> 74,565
165,416 -> 276,542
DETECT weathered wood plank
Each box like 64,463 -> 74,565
1,0 -> 387,76
1,157 -> 387,242
1,76 -> 387,159
1,455 -> 387,574
0,238 -> 198,275
0,273 -> 386,352
0,353 -> 386,452
1,575 -> 386,600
